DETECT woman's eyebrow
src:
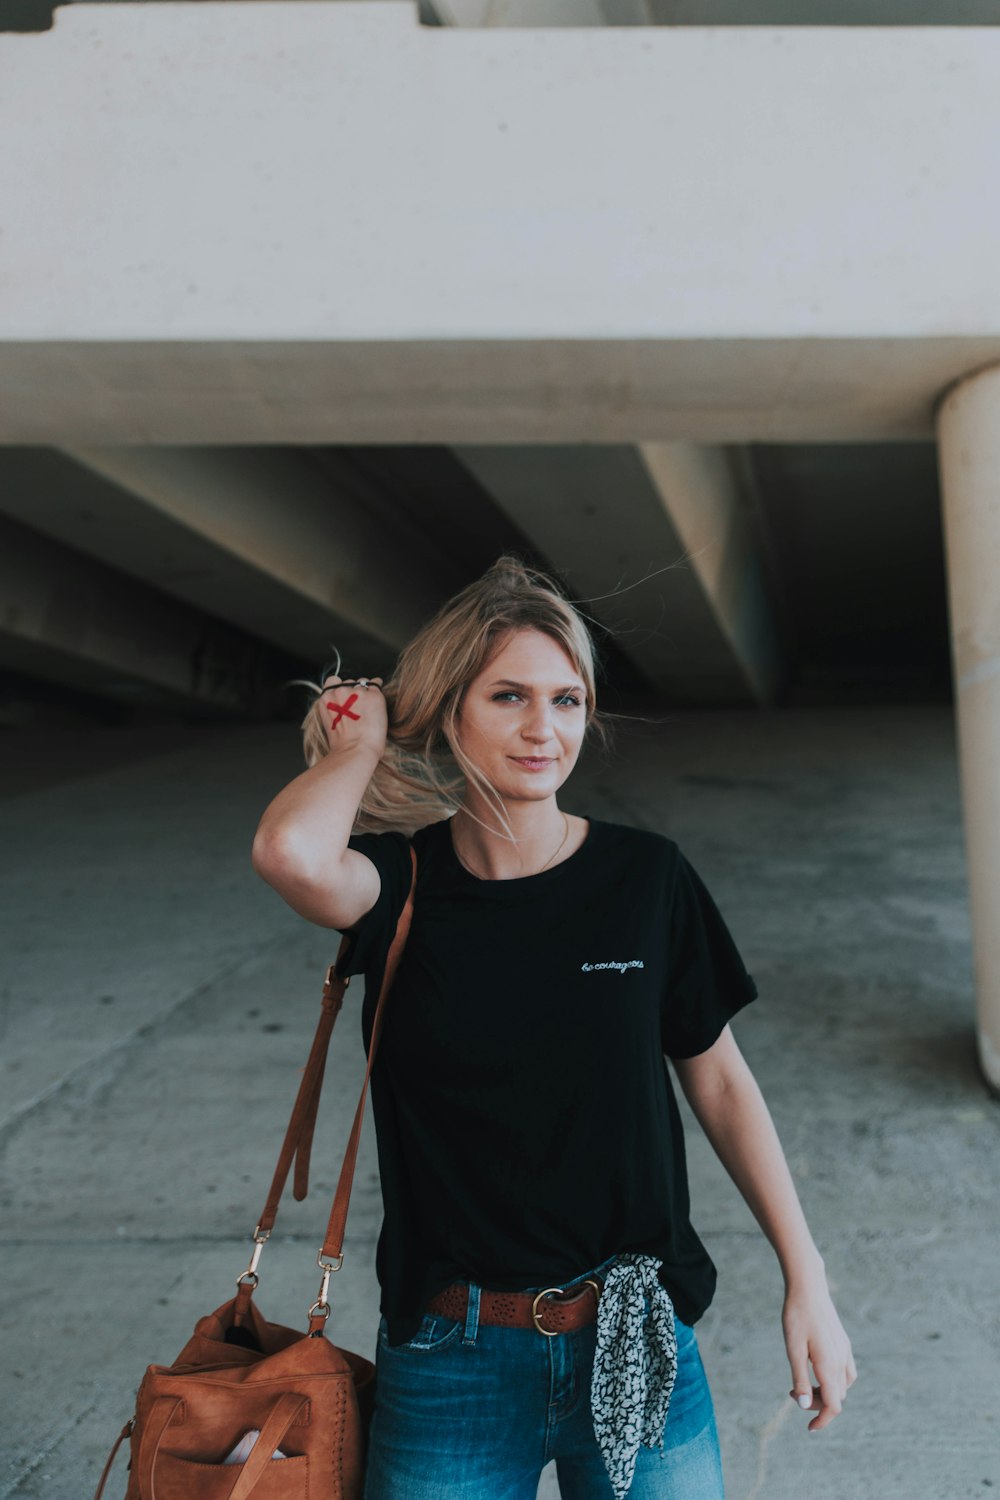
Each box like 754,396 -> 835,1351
488,678 -> 585,693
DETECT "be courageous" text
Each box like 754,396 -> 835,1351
580,959 -> 645,974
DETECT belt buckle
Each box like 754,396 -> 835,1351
531,1279 -> 600,1337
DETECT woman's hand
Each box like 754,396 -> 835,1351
319,674 -> 387,759
782,1276 -> 858,1432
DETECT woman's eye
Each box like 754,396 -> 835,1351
492,692 -> 582,707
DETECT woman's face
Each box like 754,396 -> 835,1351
454,628 -> 589,799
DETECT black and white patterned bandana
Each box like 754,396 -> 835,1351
590,1253 -> 679,1499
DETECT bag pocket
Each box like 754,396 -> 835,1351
154,1451 -> 309,1499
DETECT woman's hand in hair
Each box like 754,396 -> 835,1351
319,674 -> 388,760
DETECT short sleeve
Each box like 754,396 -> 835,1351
660,848 -> 758,1060
333,829 -> 413,983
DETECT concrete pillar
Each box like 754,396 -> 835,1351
935,362 -> 1000,1096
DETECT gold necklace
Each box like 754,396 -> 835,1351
453,812 -> 570,879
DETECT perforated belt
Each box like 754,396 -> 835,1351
426,1275 -> 604,1336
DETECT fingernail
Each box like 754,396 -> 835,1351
797,1394 -> 812,1409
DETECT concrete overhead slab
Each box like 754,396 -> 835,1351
437,0 -> 1000,22
2,704 -> 998,1498
2,4 -> 1000,442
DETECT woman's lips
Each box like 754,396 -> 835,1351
510,757 -> 555,770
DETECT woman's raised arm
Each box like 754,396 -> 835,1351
251,676 -> 386,929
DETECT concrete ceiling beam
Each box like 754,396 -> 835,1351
637,442 -> 785,705
0,446 -> 459,670
452,442 -> 784,705
5,340 -> 995,447
0,511 -> 299,715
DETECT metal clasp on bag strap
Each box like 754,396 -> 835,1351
235,1225 -> 270,1290
308,1249 -> 344,1320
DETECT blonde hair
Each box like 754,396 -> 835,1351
289,553 -> 621,843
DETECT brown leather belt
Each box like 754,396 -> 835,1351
427,1275 -> 604,1337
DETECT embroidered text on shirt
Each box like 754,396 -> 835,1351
581,960 -> 645,973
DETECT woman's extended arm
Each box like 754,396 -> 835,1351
671,1026 -> 858,1432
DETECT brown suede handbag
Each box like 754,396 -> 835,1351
94,845 -> 418,1500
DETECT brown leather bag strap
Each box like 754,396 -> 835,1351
92,1415 -> 135,1500
319,843 -> 418,1260
256,843 -> 418,1239
255,964 -> 348,1235
226,1393 -> 310,1500
136,1396 -> 184,1500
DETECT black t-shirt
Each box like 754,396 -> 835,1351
335,813 -> 758,1347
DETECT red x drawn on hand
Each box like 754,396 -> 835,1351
327,693 -> 361,729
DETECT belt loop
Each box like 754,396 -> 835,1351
462,1280 -> 481,1346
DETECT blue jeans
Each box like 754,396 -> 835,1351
364,1255 -> 726,1499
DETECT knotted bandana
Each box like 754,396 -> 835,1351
590,1253 -> 678,1499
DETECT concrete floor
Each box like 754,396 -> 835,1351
1,702 -> 998,1500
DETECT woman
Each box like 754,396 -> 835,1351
253,555 -> 856,1499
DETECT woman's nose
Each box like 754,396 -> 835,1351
522,718 -> 555,743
